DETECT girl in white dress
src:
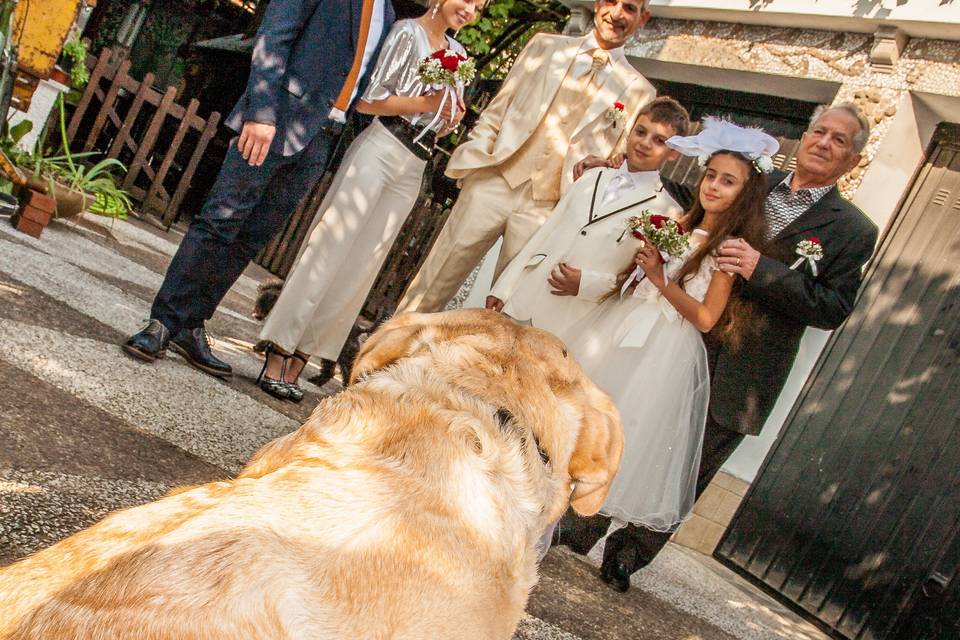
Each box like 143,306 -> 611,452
256,0 -> 483,400
562,122 -> 778,534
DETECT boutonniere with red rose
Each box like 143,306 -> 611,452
604,101 -> 627,129
619,211 -> 691,296
414,49 -> 477,142
790,237 -> 823,276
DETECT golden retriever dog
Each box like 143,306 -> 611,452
0,309 -> 622,640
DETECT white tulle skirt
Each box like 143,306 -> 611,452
564,294 -> 709,532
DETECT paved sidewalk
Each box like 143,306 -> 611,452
0,214 -> 828,640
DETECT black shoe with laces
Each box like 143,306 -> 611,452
169,327 -> 233,378
122,319 -> 171,362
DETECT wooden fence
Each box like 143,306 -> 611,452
67,48 -> 221,227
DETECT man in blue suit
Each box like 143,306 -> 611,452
123,0 -> 395,377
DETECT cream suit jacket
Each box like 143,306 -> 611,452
446,32 -> 655,197
490,167 -> 683,338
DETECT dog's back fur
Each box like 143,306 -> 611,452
0,310 -> 622,640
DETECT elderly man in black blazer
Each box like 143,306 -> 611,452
563,103 -> 879,592
122,0 -> 394,376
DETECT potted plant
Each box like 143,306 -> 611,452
36,153 -> 130,219
23,93 -> 133,219
56,37 -> 90,90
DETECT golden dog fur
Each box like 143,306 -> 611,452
0,309 -> 622,639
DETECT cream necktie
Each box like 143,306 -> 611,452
580,49 -> 609,91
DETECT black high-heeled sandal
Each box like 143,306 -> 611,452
257,344 -> 293,400
283,353 -> 309,403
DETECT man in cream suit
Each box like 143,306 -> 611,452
486,97 -> 690,337
397,0 -> 654,313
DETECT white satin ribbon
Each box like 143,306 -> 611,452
619,254 -> 669,299
619,266 -> 644,299
414,85 -> 459,144
790,256 -> 819,276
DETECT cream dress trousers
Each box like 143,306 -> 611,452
259,20 -> 464,359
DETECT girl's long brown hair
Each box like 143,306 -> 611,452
678,151 -> 769,345
612,151 -> 769,344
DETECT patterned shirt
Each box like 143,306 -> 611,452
765,172 -> 834,239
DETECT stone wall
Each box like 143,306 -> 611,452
624,18 -> 960,195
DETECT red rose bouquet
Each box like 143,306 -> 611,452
414,49 -> 477,142
625,212 -> 690,258
619,211 -> 691,296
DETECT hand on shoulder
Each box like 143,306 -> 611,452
572,154 -> 625,181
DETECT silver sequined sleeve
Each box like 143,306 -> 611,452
360,19 -> 468,128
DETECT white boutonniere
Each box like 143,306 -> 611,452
790,237 -> 823,276
604,102 -> 626,129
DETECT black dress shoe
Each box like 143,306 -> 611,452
169,327 -> 233,378
122,319 -> 171,362
600,559 -> 632,593
554,510 -> 610,555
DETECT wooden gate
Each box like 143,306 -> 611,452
716,123 -> 960,640
67,48 -> 221,227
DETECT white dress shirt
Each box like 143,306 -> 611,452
329,0 -> 386,122
600,164 -> 662,207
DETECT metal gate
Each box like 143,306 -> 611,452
715,123 -> 960,640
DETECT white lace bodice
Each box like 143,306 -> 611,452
631,229 -> 718,319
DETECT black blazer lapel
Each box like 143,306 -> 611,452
584,194 -> 658,230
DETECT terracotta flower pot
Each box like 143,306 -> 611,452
50,65 -> 70,87
27,176 -> 94,218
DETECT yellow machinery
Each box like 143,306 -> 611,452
11,0 -> 94,110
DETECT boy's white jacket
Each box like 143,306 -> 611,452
490,166 -> 683,338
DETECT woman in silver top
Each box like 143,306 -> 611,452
256,0 -> 483,401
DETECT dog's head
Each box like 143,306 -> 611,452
350,309 -> 623,520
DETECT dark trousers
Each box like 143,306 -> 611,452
563,415 -> 745,573
150,126 -> 339,333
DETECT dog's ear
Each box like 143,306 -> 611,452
567,384 -> 623,516
349,314 -> 426,384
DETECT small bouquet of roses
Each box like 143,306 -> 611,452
625,212 -> 690,258
619,211 -> 691,296
414,49 -> 477,142
790,237 -> 823,276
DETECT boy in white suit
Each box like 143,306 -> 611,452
486,97 -> 691,338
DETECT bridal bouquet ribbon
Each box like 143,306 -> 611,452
414,49 -> 477,143
790,237 -> 823,276
619,212 -> 691,298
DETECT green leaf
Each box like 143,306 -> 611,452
8,119 -> 33,145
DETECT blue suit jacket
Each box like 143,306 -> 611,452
226,0 -> 395,156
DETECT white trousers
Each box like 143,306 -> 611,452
259,119 -> 426,359
396,168 -> 556,313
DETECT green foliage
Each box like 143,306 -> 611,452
458,0 -> 569,79
62,38 -> 90,89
